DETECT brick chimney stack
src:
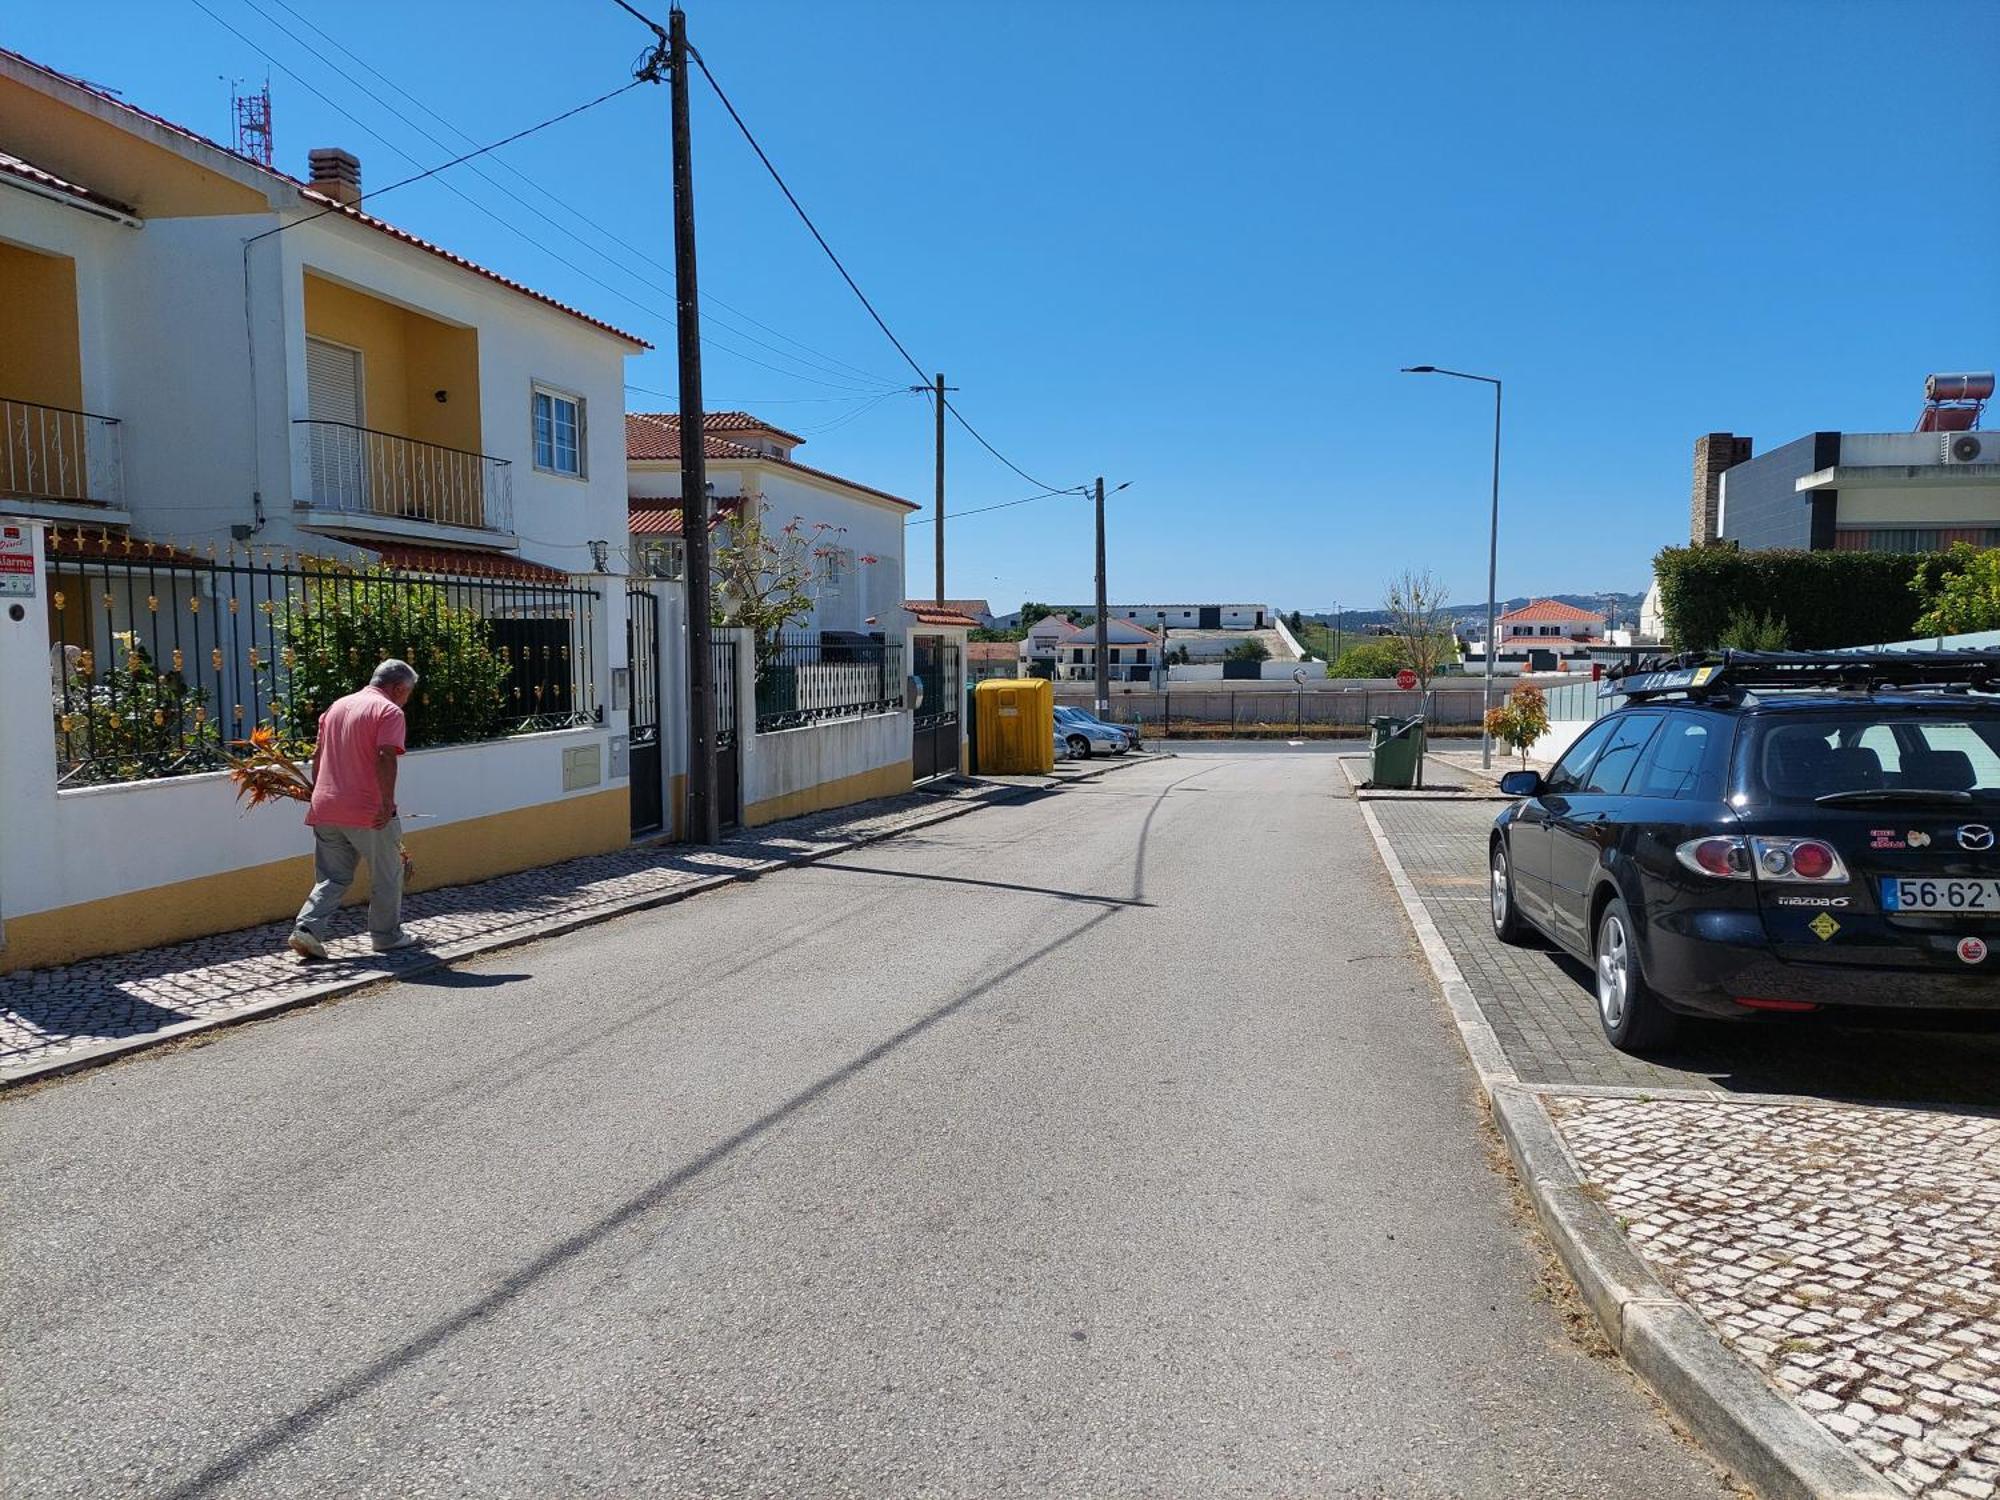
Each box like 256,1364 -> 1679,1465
306,147 -> 362,207
1691,432 -> 1752,544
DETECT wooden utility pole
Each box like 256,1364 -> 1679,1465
670,5 -> 718,844
1094,475 -> 1110,715
933,372 -> 946,604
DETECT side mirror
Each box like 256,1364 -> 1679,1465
1499,770 -> 1543,798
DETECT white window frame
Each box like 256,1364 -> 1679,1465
531,382 -> 587,480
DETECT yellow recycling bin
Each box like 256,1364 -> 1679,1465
973,678 -> 1055,774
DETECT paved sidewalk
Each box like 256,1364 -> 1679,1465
0,765 -> 1130,1081
1367,792 -> 2000,1500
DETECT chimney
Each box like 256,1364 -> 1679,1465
1691,432 -> 1752,545
307,147 -> 362,207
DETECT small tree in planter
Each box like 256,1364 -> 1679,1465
1483,681 -> 1550,769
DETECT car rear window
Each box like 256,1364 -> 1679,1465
1747,711 -> 2000,804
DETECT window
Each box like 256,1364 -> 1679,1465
1629,714 -> 1720,799
532,386 -> 585,477
1753,712 -> 2000,804
1542,718 -> 1620,796
1582,713 -> 1660,795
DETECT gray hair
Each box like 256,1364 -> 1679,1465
370,659 -> 419,689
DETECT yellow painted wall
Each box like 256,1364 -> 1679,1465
0,78 -> 269,217
743,759 -> 913,827
0,788 -> 627,973
303,274 -> 481,451
0,242 -> 83,409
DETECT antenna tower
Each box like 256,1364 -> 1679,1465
232,77 -> 273,168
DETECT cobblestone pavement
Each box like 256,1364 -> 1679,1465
0,776 -> 1052,1077
1370,797 -> 2000,1104
1551,1096 -> 2000,1500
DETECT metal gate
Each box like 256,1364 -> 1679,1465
712,636 -> 740,829
911,635 -> 961,782
626,588 -> 664,837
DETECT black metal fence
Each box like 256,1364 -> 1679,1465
45,532 -> 599,786
754,632 -> 904,733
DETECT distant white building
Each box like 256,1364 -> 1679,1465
1020,614 -> 1161,684
1464,599 -> 1609,676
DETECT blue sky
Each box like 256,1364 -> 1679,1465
12,1 -> 1997,615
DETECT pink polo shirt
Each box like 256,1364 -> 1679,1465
306,686 -> 407,828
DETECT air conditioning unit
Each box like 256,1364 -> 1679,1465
1942,432 -> 1989,464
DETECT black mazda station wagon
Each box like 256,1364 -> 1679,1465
1488,651 -> 2000,1052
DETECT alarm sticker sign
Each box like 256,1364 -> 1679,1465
0,524 -> 35,598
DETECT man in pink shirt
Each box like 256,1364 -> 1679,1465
287,659 -> 422,959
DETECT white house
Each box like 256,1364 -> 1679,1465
1463,599 -> 1609,677
1019,614 -> 1161,684
0,47 -> 646,971
626,411 -> 910,635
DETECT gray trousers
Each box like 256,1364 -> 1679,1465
294,819 -> 404,940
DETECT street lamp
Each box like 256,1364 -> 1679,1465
1401,365 -> 1503,769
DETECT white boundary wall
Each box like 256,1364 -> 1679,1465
0,520 -> 621,945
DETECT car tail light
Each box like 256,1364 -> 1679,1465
1676,836 -> 1751,880
1750,837 -> 1849,884
1735,996 -> 1819,1012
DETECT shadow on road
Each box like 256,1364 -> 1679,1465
1537,946 -> 2000,1110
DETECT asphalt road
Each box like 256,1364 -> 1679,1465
1,751 -> 1734,1498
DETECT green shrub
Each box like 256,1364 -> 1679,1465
1652,546 -> 1934,651
1717,607 -> 1790,651
1911,543 -> 2000,636
280,569 -> 510,748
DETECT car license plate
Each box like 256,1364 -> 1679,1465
1880,877 -> 2000,912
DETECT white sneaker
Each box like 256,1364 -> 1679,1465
287,929 -> 328,961
370,928 -> 422,953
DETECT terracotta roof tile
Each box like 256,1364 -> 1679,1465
627,413 -> 915,511
322,535 -> 573,582
903,602 -> 978,627
966,641 -> 1021,661
1499,599 -> 1605,623
627,494 -> 748,535
700,410 -> 806,444
0,47 -> 645,348
0,149 -> 134,215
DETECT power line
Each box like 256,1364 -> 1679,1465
205,0 -> 903,393
684,36 -> 1078,495
904,487 -> 1081,528
247,0 -> 905,390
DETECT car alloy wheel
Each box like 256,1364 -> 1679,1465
1490,847 -> 1510,930
1596,910 -> 1631,1029
1068,735 -> 1090,758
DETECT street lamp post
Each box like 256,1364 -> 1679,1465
1401,365 -> 1503,769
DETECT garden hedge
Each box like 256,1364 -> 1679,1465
1652,546 -> 1935,651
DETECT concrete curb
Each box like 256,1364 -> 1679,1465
1356,802 -> 1899,1500
1337,754 -> 1511,802
2,754 -> 1157,1093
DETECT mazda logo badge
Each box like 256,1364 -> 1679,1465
1959,824 -> 1996,852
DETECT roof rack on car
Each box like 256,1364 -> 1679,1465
1600,649 -> 2000,702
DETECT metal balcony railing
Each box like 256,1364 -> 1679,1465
295,419 -> 513,534
1,397 -> 123,506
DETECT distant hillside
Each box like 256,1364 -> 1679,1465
1298,592 -> 1646,635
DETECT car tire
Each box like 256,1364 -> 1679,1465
1067,734 -> 1091,759
1490,839 -> 1530,945
1594,898 -> 1678,1054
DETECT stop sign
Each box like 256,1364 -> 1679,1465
1395,669 -> 1417,691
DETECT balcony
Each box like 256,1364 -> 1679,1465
295,419 -> 513,536
1,397 -> 122,507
